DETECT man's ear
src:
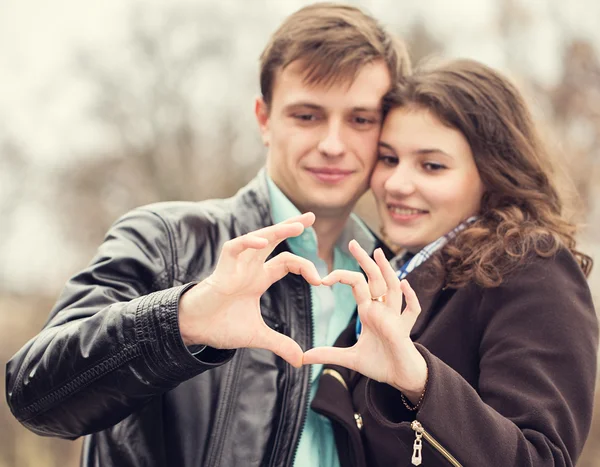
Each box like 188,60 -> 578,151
255,96 -> 270,147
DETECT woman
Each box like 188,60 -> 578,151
304,59 -> 598,466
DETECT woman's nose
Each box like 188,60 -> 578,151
383,164 -> 416,195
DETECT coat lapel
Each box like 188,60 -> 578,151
401,255 -> 448,339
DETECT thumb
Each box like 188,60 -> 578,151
254,327 -> 304,368
303,346 -> 356,370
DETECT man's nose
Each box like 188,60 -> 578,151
317,122 -> 345,157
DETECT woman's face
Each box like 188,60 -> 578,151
371,107 -> 485,252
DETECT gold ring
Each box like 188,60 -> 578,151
371,294 -> 386,303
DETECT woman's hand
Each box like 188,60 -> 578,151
179,212 -> 322,368
303,240 -> 428,401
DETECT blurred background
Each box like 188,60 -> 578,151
1,0 -> 599,465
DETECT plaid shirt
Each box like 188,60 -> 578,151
356,217 -> 477,339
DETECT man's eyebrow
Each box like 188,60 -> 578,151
352,106 -> 382,112
283,102 -> 324,111
283,103 -> 381,112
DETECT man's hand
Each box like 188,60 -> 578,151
178,212 -> 321,368
303,241 -> 428,401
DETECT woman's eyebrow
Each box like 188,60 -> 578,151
377,143 -> 454,159
414,148 -> 450,156
378,141 -> 395,151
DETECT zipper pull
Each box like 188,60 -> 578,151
411,420 -> 423,466
353,412 -> 363,430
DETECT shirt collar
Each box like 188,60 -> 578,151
266,175 -> 376,257
389,216 -> 478,272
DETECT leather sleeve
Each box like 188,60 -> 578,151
366,249 -> 598,466
5,207 -> 235,438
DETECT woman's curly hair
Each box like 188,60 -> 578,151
385,59 -> 592,288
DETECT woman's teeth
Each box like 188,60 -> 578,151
389,206 -> 422,215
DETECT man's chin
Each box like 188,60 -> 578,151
301,198 -> 356,218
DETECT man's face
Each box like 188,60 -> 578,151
256,60 -> 391,218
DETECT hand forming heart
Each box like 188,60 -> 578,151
178,212 -> 322,368
303,240 -> 428,401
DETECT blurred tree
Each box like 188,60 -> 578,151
52,3 -> 264,255
405,20 -> 444,64
0,134 -> 29,293
549,39 -> 600,215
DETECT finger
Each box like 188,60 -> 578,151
264,252 -> 322,286
216,235 -> 270,276
322,270 -> 370,305
245,213 -> 315,260
249,212 -> 314,243
349,240 -> 387,298
280,211 -> 316,229
254,327 -> 304,368
220,234 -> 269,259
303,346 -> 357,371
400,279 -> 422,327
251,222 -> 306,244
374,248 -> 403,307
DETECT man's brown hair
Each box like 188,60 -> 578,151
259,2 -> 411,108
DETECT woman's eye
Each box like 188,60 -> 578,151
423,162 -> 446,171
378,154 -> 398,166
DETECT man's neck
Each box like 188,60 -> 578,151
313,212 -> 352,272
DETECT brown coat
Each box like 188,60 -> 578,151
311,248 -> 598,466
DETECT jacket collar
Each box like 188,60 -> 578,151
232,169 -> 274,234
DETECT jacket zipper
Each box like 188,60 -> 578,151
17,345 -> 141,421
411,420 -> 462,466
205,349 -> 245,466
320,368 -> 363,467
290,284 -> 314,466
267,280 -> 312,467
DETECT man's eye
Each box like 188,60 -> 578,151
294,114 -> 317,121
353,116 -> 377,126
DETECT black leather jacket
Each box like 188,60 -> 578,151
7,172 -> 378,467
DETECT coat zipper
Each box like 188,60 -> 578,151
411,420 -> 462,466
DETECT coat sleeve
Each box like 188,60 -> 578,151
5,207 -> 235,439
366,249 -> 598,466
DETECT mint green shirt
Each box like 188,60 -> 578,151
266,176 -> 375,467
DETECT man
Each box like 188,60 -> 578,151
6,4 -> 410,466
